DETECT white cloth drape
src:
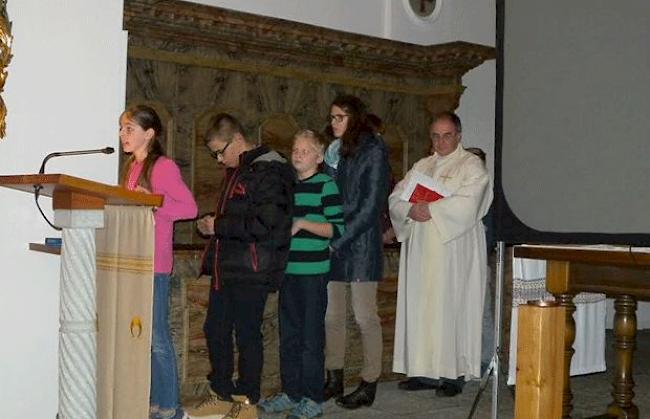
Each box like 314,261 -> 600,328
507,256 -> 606,385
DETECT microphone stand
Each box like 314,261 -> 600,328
33,147 -> 115,230
467,241 -> 506,419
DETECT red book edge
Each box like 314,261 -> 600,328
408,183 -> 445,203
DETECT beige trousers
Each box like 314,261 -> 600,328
324,281 -> 383,382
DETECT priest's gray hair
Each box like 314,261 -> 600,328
432,111 -> 462,133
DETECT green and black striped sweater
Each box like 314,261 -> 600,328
286,172 -> 344,275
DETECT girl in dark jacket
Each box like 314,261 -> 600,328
322,95 -> 390,409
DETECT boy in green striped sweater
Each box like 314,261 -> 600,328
259,130 -> 344,418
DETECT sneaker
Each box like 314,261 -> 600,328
286,397 -> 323,419
152,406 -> 187,419
223,395 -> 257,419
258,392 -> 299,413
185,392 -> 234,418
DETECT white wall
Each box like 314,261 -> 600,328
193,0 -> 496,175
190,0 -> 385,37
386,0 -> 496,176
0,1 -> 127,417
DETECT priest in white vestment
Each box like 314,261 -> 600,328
389,112 -> 492,396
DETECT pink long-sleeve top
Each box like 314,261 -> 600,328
126,156 -> 198,274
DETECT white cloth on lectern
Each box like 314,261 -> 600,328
507,256 -> 606,385
390,147 -> 492,380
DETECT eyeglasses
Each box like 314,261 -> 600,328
327,114 -> 350,123
431,132 -> 458,142
210,141 -> 231,159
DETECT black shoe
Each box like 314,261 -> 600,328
323,369 -> 344,402
336,380 -> 377,409
435,382 -> 462,397
397,378 -> 438,391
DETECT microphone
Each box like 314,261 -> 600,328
38,147 -> 115,174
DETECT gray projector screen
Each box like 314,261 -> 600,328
496,0 -> 650,245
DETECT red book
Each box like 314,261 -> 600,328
409,183 -> 445,203
400,171 -> 450,203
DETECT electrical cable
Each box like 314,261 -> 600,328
34,185 -> 61,231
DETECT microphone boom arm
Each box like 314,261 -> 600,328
38,147 -> 115,174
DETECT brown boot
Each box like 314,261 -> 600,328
185,390 -> 233,418
223,395 -> 257,419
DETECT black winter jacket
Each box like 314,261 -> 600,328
205,145 -> 294,291
329,133 -> 389,282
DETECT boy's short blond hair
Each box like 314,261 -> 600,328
293,129 -> 326,157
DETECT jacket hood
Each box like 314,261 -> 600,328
241,145 -> 288,166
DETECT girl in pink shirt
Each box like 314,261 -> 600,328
119,105 -> 197,419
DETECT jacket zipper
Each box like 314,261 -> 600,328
249,243 -> 259,272
212,168 -> 241,290
212,239 -> 221,290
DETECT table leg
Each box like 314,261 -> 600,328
556,293 -> 576,418
607,295 -> 638,419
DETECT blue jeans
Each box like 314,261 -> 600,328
151,273 -> 181,416
279,274 -> 328,403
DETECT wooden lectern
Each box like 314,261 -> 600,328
0,174 -> 162,419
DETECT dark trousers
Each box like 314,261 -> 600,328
203,283 -> 269,404
279,274 -> 328,403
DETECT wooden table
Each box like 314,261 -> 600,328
514,245 -> 650,419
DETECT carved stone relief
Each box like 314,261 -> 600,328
126,60 -> 437,244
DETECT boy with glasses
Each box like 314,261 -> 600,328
188,113 -> 295,419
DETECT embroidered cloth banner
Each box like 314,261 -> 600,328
96,205 -> 154,419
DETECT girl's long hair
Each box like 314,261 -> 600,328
325,94 -> 373,158
119,104 -> 166,190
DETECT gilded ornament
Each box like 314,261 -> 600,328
0,0 -> 12,139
